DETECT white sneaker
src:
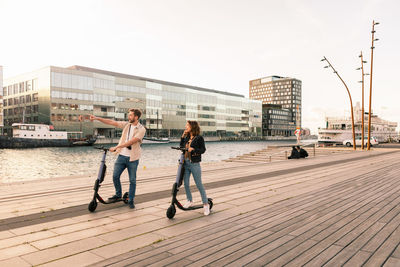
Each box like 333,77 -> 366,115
183,200 -> 193,208
204,204 -> 210,216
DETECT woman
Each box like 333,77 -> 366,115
180,120 -> 210,215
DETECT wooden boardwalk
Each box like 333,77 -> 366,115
0,148 -> 400,266
91,150 -> 400,267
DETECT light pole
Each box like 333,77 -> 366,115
356,52 -> 369,150
367,20 -> 379,150
321,56 -> 356,150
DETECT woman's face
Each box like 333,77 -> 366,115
185,122 -> 191,133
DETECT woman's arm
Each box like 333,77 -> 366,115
192,136 -> 206,155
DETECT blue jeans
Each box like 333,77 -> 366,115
112,155 -> 139,202
183,160 -> 208,204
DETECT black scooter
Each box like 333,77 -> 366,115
88,146 -> 128,212
166,147 -> 213,219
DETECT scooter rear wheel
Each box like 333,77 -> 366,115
208,198 -> 213,210
88,200 -> 97,212
166,205 -> 176,219
122,192 -> 129,204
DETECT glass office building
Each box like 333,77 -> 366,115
0,66 -> 3,131
2,65 -> 261,137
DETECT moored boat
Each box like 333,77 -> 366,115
0,123 -> 96,148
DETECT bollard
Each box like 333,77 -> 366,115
314,144 -> 316,157
285,151 -> 287,159
269,156 -> 271,162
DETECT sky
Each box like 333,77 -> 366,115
1,0 -> 399,134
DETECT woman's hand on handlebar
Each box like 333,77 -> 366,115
188,147 -> 194,152
109,146 -> 117,152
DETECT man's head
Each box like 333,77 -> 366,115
296,146 -> 301,150
128,108 -> 142,123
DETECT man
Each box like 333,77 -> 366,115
90,108 -> 146,209
297,145 -> 309,158
288,146 -> 300,159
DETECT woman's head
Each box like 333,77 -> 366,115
185,120 -> 200,136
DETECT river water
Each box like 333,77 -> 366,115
0,140 -> 309,183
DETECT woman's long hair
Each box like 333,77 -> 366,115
188,120 -> 201,136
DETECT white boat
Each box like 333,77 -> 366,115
0,123 -> 96,148
142,136 -> 170,144
318,103 -> 398,144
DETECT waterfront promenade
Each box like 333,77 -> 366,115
1,147 -> 400,266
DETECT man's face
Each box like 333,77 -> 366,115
128,112 -> 138,123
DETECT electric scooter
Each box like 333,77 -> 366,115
166,147 -> 213,219
88,146 -> 128,212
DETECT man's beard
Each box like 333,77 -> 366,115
129,118 -> 136,123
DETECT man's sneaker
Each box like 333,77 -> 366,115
183,200 -> 193,208
108,195 -> 121,202
203,204 -> 210,216
128,201 -> 135,209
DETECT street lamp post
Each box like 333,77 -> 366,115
321,56 -> 356,150
367,20 -> 379,150
357,52 -> 369,150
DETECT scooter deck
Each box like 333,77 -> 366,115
95,192 -> 129,205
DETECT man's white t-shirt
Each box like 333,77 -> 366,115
119,125 -> 135,157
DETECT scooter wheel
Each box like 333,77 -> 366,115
123,192 -> 129,204
166,205 -> 176,219
208,199 -> 213,210
88,200 -> 97,212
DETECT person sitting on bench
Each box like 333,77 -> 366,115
297,146 -> 309,158
288,146 -> 300,159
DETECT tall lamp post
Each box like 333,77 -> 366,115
356,52 -> 369,150
367,20 -> 379,150
321,56 -> 356,150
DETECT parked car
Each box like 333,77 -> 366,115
343,136 -> 378,147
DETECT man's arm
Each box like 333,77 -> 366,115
90,115 -> 119,127
114,137 -> 141,150
110,127 -> 145,151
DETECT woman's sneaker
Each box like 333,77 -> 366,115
183,201 -> 193,208
203,204 -> 210,216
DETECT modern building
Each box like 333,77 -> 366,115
261,104 -> 295,136
2,66 -> 262,138
249,75 -> 301,136
0,66 -> 3,132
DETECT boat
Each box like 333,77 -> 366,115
0,123 -> 96,148
142,136 -> 170,144
318,103 -> 398,144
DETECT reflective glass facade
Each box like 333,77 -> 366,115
3,66 -> 261,137
0,66 -> 3,130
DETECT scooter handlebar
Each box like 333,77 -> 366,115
94,146 -> 109,152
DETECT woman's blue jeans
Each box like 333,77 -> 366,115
112,155 -> 139,202
183,160 -> 208,204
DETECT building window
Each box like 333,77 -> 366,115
26,80 -> 32,91
13,84 -> 18,94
